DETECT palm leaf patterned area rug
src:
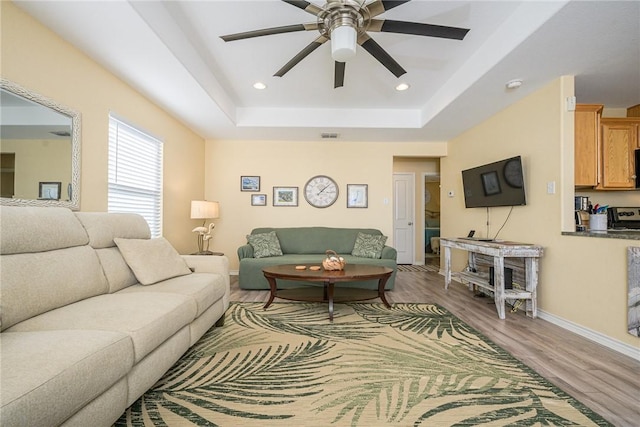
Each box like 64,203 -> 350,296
116,302 -> 611,426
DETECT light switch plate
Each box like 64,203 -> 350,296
566,96 -> 576,111
546,181 -> 556,194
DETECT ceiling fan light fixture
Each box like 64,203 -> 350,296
331,25 -> 357,62
252,82 -> 267,90
395,83 -> 410,91
222,0 -> 470,88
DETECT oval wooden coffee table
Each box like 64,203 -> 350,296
262,264 -> 393,321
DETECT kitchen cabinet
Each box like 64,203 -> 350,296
598,118 -> 639,189
574,104 -> 640,190
575,104 -> 602,187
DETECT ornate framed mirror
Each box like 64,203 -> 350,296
1,78 -> 81,210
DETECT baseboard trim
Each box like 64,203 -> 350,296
537,309 -> 640,362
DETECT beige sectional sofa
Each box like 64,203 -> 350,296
0,206 -> 230,427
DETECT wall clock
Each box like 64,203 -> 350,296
503,158 -> 524,188
304,175 -> 339,208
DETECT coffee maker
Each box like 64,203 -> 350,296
574,196 -> 590,231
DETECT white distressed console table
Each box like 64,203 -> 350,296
441,238 -> 544,319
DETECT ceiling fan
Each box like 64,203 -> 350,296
220,0 -> 470,88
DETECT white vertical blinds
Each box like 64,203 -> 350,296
108,116 -> 163,237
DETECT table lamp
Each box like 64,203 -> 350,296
190,200 -> 219,255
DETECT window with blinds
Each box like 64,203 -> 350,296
108,116 -> 163,237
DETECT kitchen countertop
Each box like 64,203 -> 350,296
562,230 -> 640,240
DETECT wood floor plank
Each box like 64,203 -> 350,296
228,262 -> 640,426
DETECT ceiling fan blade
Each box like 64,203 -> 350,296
274,36 -> 328,77
282,0 -> 322,16
334,62 -> 346,88
371,19 -> 469,40
359,35 -> 406,78
220,23 -> 317,42
367,0 -> 411,18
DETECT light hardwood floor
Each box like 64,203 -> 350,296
229,258 -> 640,427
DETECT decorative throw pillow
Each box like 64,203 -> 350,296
246,231 -> 283,258
114,237 -> 192,285
351,232 -> 387,259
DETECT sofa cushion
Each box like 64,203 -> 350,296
75,212 -> 151,249
352,232 -> 388,259
0,330 -> 133,427
117,273 -> 226,317
0,206 -> 89,255
114,237 -> 192,285
5,293 -> 197,363
1,245 -> 109,331
246,231 -> 283,258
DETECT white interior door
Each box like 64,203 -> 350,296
393,173 -> 415,264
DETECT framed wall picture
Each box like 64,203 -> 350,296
241,176 -> 260,191
273,186 -> 298,206
251,194 -> 267,206
39,182 -> 62,200
347,184 -> 368,208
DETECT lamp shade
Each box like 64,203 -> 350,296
190,200 -> 219,219
331,25 -> 357,62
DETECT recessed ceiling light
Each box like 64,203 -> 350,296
395,83 -> 410,91
253,82 -> 267,90
505,79 -> 523,89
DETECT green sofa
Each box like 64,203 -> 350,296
237,227 -> 397,290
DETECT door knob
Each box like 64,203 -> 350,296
408,222 -> 413,226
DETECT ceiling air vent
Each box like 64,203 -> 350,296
321,132 -> 339,139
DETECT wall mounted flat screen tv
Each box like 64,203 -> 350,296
462,156 -> 526,208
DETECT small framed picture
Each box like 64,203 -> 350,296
273,186 -> 298,207
241,176 -> 260,192
251,194 -> 267,206
347,184 -> 368,208
39,182 -> 62,200
481,171 -> 501,196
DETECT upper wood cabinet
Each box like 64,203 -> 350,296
575,104 -> 602,187
598,118 -> 639,189
575,104 -> 640,190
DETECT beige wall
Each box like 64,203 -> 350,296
442,76 -> 639,348
1,2 -> 205,253
1,139 -> 71,199
424,181 -> 441,219
204,140 -> 446,269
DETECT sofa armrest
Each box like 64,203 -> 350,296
381,246 -> 397,261
182,254 -> 230,309
182,254 -> 229,273
237,244 -> 254,260
182,254 -> 229,279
